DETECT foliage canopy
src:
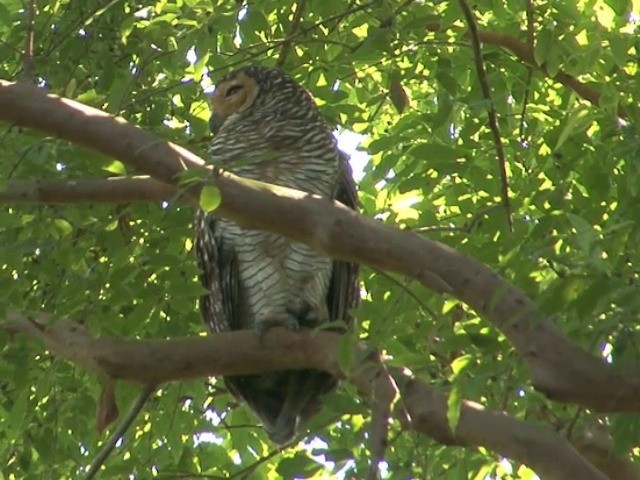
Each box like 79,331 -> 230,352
1,0 -> 639,478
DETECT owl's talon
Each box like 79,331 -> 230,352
255,314 -> 300,337
286,299 -> 326,328
285,317 -> 300,331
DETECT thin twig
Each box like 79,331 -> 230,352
519,0 -> 535,144
373,269 -> 438,320
379,0 -> 417,28
414,204 -> 502,235
276,0 -> 308,68
22,0 -> 36,82
83,385 -> 156,480
525,0 -> 535,51
458,0 -> 513,231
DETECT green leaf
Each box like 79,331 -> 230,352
104,160 -> 126,175
566,213 -> 598,254
446,384 -> 462,433
199,185 -> 221,212
554,108 -> 590,151
611,413 -> 640,455
610,34 -> 630,67
276,453 -> 322,479
534,28 -> 556,69
605,0 -> 630,15
337,330 -> 357,374
7,387 -> 29,442
450,354 -> 473,379
54,218 -> 73,236
409,143 -> 468,162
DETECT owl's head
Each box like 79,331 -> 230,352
208,66 -> 320,134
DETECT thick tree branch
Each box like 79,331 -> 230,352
573,423 -> 640,480
1,80 -> 640,414
2,312 -> 335,382
0,176 -> 178,204
396,379 -> 607,480
3,312 -> 607,480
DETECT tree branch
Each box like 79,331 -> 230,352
21,0 -> 36,82
424,23 -> 627,118
0,176 -> 179,204
458,0 -> 512,230
573,422 -> 640,480
276,0 -> 308,68
475,28 -> 627,118
1,79 -> 640,413
2,312 -> 607,480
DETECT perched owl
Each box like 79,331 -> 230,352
195,66 -> 359,444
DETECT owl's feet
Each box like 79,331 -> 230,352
255,313 -> 300,337
289,299 -> 324,328
255,299 -> 325,336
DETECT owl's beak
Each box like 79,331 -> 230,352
209,112 -> 224,135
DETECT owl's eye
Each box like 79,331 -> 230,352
226,84 -> 243,97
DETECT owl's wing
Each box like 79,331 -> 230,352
195,210 -> 240,333
327,152 -> 360,325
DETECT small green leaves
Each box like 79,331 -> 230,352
276,453 -> 323,478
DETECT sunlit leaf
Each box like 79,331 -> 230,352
446,384 -> 462,433
199,185 -> 221,212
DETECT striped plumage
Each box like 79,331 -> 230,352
195,66 -> 359,444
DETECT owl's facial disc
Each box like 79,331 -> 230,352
209,72 -> 259,134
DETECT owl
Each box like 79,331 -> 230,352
194,66 -> 359,444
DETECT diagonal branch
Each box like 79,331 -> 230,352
475,29 -> 627,118
1,80 -> 640,413
2,312 -> 607,480
424,23 -> 627,118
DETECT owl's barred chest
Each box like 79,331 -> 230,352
224,151 -> 338,197
209,124 -> 341,197
220,221 -> 333,326
215,151 -> 337,325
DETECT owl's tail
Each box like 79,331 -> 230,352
267,370 -> 331,444
226,370 -> 335,445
